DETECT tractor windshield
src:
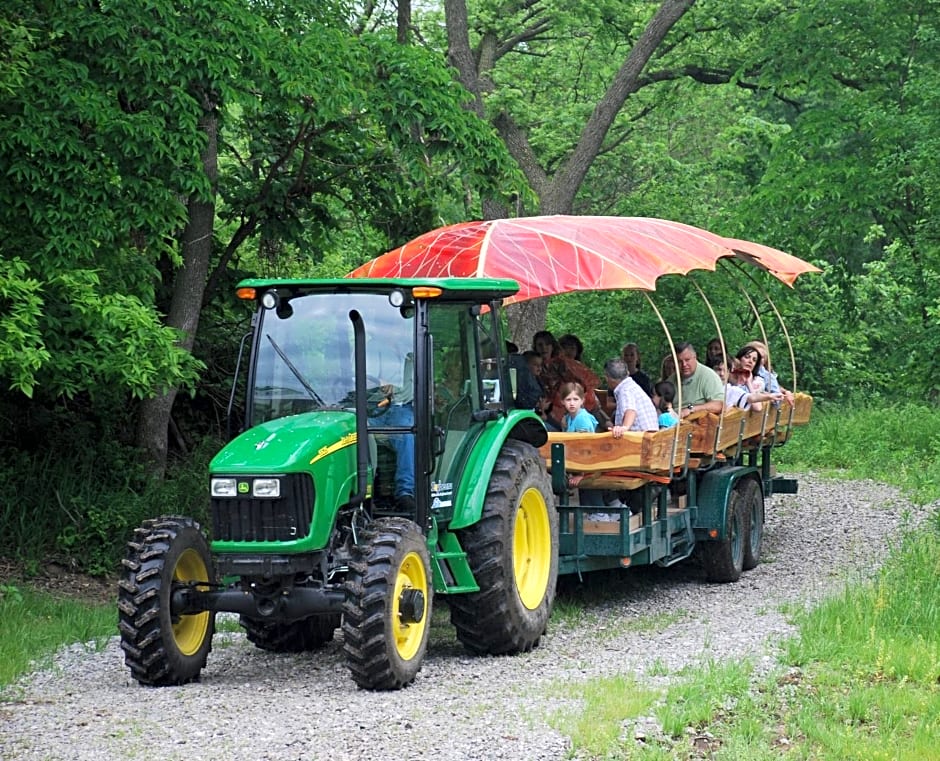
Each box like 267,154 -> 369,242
248,291 -> 413,425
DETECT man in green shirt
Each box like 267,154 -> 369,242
672,342 -> 725,419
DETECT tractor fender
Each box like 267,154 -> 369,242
694,466 -> 763,541
447,410 -> 547,530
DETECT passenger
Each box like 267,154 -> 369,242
709,353 -> 783,411
707,356 -> 747,409
559,380 -> 621,522
532,330 -> 560,364
559,381 -> 598,432
534,330 -> 601,429
604,358 -> 658,437
558,333 -> 585,362
621,342 -> 654,397
706,337 -> 728,367
672,342 -> 724,419
652,380 -> 680,428
507,343 -> 543,411
658,353 -> 676,384
745,340 -> 796,407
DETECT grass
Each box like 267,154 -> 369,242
547,674 -> 662,758
0,584 -> 115,689
775,400 -> 940,504
552,520 -> 940,759
551,404 -> 940,759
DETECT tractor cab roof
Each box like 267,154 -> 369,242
236,276 -> 520,304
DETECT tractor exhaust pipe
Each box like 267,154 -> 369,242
348,309 -> 369,509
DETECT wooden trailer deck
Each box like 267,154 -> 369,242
539,393 -> 813,536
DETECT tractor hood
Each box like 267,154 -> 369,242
210,411 -> 358,474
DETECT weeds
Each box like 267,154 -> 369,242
0,586 -> 114,689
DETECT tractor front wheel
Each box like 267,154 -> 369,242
342,517 -> 432,690
449,439 -> 558,655
118,516 -> 216,686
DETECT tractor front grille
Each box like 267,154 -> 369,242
211,473 -> 315,543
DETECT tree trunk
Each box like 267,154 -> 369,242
135,107 -> 218,480
446,0 -> 696,342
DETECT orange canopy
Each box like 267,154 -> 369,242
347,215 -> 820,303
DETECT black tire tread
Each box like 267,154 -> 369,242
240,614 -> 341,652
118,516 -> 215,686
701,487 -> 746,583
448,439 -> 558,655
342,517 -> 431,690
741,478 -> 764,571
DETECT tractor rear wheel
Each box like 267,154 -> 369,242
118,516 -> 216,686
740,478 -> 764,570
240,613 -> 341,652
701,484 -> 746,583
449,439 -> 558,655
342,517 -> 432,690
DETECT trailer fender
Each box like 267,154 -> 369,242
694,466 -> 763,541
448,410 -> 547,530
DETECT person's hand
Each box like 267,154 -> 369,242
611,425 -> 626,438
784,390 -> 796,407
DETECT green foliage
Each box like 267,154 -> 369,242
0,432 -> 218,575
0,257 -> 50,396
0,0 -> 524,405
0,586 -> 114,688
779,519 -> 940,760
776,403 -> 940,504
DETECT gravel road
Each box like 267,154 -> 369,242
1,473 -> 931,761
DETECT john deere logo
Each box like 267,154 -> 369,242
238,481 -> 250,494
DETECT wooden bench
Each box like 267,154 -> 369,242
687,393 -> 814,454
539,423 -> 692,475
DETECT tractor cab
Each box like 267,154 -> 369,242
225,277 -> 539,534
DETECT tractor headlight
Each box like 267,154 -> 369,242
252,478 -> 281,498
211,477 -> 238,498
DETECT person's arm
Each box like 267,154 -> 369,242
746,390 -> 784,408
612,408 -> 637,438
681,399 -> 724,417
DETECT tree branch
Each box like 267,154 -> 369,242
545,0 -> 695,213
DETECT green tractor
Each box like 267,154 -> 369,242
119,277 -> 556,690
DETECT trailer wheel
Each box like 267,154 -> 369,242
449,439 -> 558,655
118,516 -> 216,686
701,487 -> 746,583
342,517 -> 432,690
240,613 -> 341,652
740,478 -> 764,571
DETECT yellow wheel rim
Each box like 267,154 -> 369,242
392,550 -> 429,661
513,487 -> 552,610
172,547 -> 211,656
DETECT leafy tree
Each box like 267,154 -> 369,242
0,0 -> 523,476
731,0 -> 940,398
440,0 -> 697,345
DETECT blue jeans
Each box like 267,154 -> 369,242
372,403 -> 415,498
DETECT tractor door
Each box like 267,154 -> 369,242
427,302 -> 505,521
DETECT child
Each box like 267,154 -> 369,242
652,380 -> 679,428
560,381 -> 598,432
560,382 -> 622,522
